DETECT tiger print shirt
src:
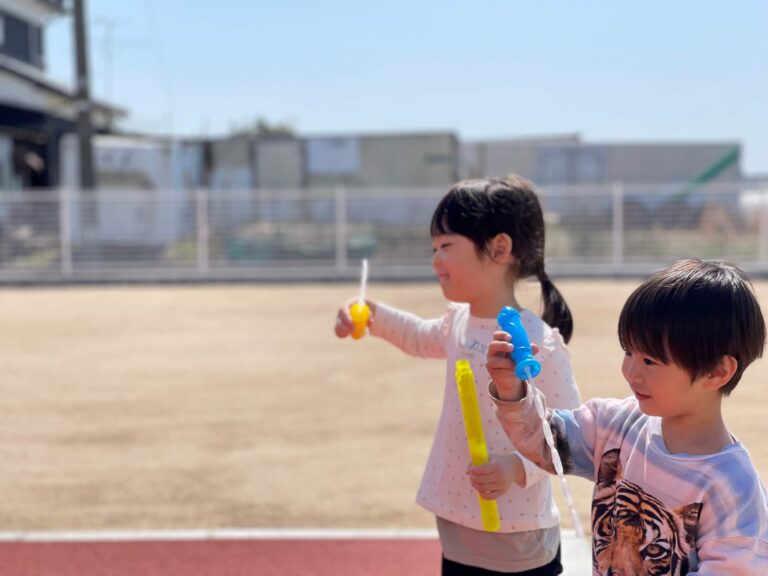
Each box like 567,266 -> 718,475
492,383 -> 768,575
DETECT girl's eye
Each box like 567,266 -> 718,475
643,357 -> 657,366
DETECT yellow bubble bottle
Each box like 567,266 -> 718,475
455,359 -> 501,532
350,301 -> 371,340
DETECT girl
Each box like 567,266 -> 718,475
335,176 -> 581,575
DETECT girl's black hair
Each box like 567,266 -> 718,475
618,259 -> 765,395
430,175 -> 573,343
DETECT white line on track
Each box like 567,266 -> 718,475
0,528 -> 439,543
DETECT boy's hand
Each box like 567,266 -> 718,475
486,330 -> 537,401
467,453 -> 524,499
334,298 -> 375,338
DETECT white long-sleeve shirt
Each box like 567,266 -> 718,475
370,302 -> 580,533
493,382 -> 768,574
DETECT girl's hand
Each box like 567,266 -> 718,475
485,331 -> 538,401
334,297 -> 376,338
467,453 -> 524,499
334,298 -> 356,338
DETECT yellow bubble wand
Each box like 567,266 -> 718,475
455,359 -> 500,532
350,258 -> 371,339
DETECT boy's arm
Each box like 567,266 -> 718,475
489,380 -> 602,480
489,381 -> 559,475
694,538 -> 768,575
486,331 -> 559,473
486,329 -> 599,478
693,471 -> 768,574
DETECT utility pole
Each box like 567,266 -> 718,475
73,0 -> 96,220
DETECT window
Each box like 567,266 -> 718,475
0,11 -> 37,67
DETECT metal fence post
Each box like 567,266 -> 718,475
759,188 -> 768,265
196,188 -> 210,275
59,188 -> 73,277
612,182 -> 624,272
335,186 -> 348,273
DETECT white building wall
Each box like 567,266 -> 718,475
60,134 -> 203,245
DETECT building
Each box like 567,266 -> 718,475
461,136 -> 741,186
59,133 -> 204,247
0,0 -> 124,190
304,131 -> 458,189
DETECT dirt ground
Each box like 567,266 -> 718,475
1,280 -> 767,532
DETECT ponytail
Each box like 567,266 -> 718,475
537,269 -> 573,344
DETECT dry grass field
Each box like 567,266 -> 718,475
1,279 -> 767,533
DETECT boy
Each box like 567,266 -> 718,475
485,259 -> 768,574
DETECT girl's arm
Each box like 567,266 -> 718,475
467,453 -> 526,500
366,301 -> 453,359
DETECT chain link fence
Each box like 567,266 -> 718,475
0,181 -> 766,283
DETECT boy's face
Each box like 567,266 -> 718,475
621,349 -> 703,417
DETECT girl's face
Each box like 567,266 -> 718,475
431,233 -> 491,303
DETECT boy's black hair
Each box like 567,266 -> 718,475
618,259 -> 766,395
430,175 -> 573,343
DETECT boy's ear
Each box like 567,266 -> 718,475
703,355 -> 738,391
489,233 -> 513,263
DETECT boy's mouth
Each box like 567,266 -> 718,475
632,389 -> 651,401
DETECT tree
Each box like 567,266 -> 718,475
228,117 -> 296,137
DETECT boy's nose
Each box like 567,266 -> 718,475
623,357 -> 641,381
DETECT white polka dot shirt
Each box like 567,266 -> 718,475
370,302 -> 581,533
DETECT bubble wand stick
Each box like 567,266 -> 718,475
350,259 -> 371,340
455,359 -> 501,532
497,307 -> 584,538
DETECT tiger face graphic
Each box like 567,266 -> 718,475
592,449 -> 702,576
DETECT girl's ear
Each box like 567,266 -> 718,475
703,355 -> 738,391
489,233 -> 513,263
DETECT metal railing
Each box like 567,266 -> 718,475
0,181 -> 766,283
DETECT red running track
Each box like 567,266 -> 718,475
0,538 -> 443,576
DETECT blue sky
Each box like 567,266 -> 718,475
46,1 -> 767,174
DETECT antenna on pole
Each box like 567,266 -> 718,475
94,15 -> 125,102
